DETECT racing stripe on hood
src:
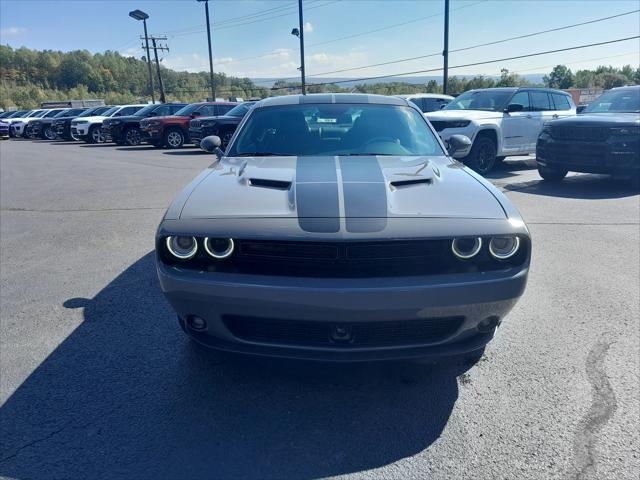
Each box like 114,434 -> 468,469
340,156 -> 388,233
296,157 -> 340,233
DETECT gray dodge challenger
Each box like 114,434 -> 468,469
156,94 -> 530,361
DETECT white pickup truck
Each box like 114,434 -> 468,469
425,87 -> 576,174
71,104 -> 146,143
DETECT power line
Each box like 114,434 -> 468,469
302,9 -> 640,78
292,35 -> 640,88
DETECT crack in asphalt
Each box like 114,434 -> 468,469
0,421 -> 72,463
571,340 -> 618,480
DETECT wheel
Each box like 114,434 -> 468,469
466,136 -> 497,174
43,127 -> 57,140
124,126 -> 142,146
25,128 -> 37,139
87,125 -> 105,144
164,128 -> 185,149
538,165 -> 567,182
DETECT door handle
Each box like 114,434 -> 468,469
552,114 -> 559,118
526,115 -> 532,119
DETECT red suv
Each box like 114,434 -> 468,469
140,102 -> 237,148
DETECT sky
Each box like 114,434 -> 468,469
1,0 -> 639,83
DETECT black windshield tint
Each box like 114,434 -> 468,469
228,104 -> 444,157
444,90 -> 513,112
53,109 -> 71,118
583,89 -> 640,113
80,106 -> 110,117
44,110 -> 63,118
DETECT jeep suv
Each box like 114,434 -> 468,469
425,87 -> 576,173
54,106 -> 113,141
30,108 -> 89,140
140,102 -> 237,149
71,104 -> 145,143
102,103 -> 187,146
189,101 -> 255,148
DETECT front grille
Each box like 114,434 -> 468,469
543,143 -> 608,166
159,238 -> 529,277
551,126 -> 609,142
223,315 -> 464,348
190,120 -> 201,128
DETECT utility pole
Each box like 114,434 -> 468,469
443,0 -> 450,95
197,0 -> 216,101
297,0 -> 306,95
143,35 -> 169,103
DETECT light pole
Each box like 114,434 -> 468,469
291,0 -> 306,94
197,0 -> 216,101
442,0 -> 450,95
129,9 -> 155,103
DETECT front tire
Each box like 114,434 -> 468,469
538,165 -> 567,182
87,125 -> 105,144
124,126 -> 142,146
164,128 -> 185,149
43,127 -> 57,140
466,136 -> 497,174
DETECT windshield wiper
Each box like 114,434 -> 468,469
234,152 -> 289,157
343,153 -> 395,156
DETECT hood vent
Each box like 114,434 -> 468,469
249,178 -> 292,190
389,178 -> 432,189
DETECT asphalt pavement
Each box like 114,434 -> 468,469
0,139 -> 638,480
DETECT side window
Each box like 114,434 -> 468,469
551,93 -> 571,111
153,105 -> 171,116
509,91 -> 531,111
530,91 -> 552,111
198,105 -> 217,116
217,104 -> 234,115
410,98 -> 425,112
169,105 -> 184,115
120,107 -> 138,116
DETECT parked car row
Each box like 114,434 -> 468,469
3,86 -> 638,182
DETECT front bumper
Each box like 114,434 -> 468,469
102,123 -> 123,142
55,122 -> 72,139
537,135 -> 640,175
71,123 -> 90,136
141,125 -> 162,142
10,123 -> 25,136
158,263 -> 528,361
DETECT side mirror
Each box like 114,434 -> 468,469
191,111 -> 202,118
576,105 -> 586,114
447,134 -> 472,156
201,135 -> 224,159
148,112 -> 157,117
505,103 -> 524,113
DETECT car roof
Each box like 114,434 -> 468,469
610,85 -> 640,91
464,87 -> 571,96
398,93 -> 454,100
255,93 -> 410,108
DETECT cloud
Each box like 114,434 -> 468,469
303,22 -> 313,33
0,27 -> 26,37
213,57 -> 234,66
262,48 -> 293,61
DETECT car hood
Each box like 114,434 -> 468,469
148,115 -> 189,122
177,156 -> 506,229
74,115 -> 108,123
425,110 -> 501,121
550,112 -> 639,127
105,115 -> 145,123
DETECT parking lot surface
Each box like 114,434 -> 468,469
1,139 -> 638,480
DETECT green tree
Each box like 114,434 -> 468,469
544,65 -> 574,89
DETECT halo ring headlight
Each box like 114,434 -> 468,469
489,236 -> 520,260
166,236 -> 198,260
204,237 -> 235,259
451,237 -> 482,259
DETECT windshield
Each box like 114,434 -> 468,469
583,88 -> 640,114
9,111 -> 28,118
101,107 -> 119,117
227,104 -> 444,157
444,90 -> 513,112
30,110 -> 46,118
53,109 -> 71,118
173,104 -> 201,116
80,106 -> 109,117
132,104 -> 158,116
44,110 -> 63,118
226,102 -> 255,117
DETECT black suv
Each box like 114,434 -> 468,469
54,106 -> 113,141
30,108 -> 90,140
102,103 -> 187,146
536,86 -> 639,181
189,102 -> 255,148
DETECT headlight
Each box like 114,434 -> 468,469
451,237 -> 482,259
148,120 -> 161,127
204,238 -> 235,259
447,120 -> 471,128
610,126 -> 640,136
489,236 -> 520,259
166,236 -> 198,260
109,120 -> 122,125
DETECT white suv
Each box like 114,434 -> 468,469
397,93 -> 454,113
425,87 -> 576,173
71,104 -> 145,143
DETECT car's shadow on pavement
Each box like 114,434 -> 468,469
0,252 -> 476,479
502,173 -> 639,199
162,149 -> 208,156
116,146 -> 159,152
483,158 -> 538,180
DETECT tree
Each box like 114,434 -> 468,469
544,65 -> 574,89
